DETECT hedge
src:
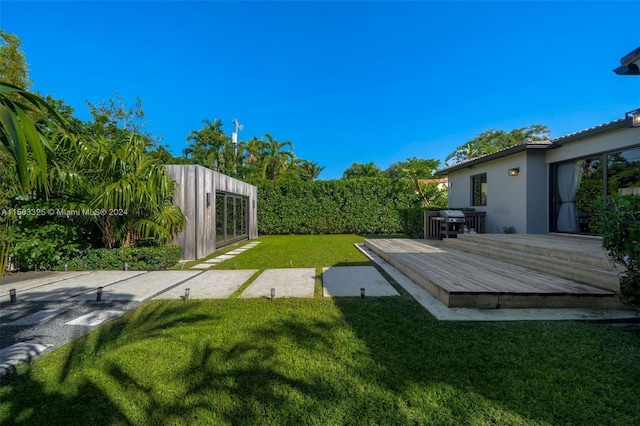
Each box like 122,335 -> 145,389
63,245 -> 183,271
257,178 -> 429,235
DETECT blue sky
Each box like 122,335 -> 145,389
1,1 -> 639,180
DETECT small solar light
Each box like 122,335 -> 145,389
9,288 -> 17,304
360,287 -> 365,299
180,262 -> 186,270
96,286 -> 103,301
289,260 -> 293,268
124,262 -> 129,271
271,288 -> 276,300
64,263 -> 68,271
184,288 -> 190,301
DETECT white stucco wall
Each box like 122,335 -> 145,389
448,152 -> 529,234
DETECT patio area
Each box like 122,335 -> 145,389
364,234 -> 627,309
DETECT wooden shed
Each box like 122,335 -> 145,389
166,165 -> 258,260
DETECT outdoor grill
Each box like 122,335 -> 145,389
437,210 -> 466,239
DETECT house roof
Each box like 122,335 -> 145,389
437,114 -> 632,175
614,46 -> 640,76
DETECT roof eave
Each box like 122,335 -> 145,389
436,143 -> 548,175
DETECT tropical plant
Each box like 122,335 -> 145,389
183,119 -> 231,171
342,162 -> 383,179
595,194 -> 640,305
0,82 -> 68,194
76,135 -> 186,248
295,159 -> 325,181
385,157 -> 442,207
445,125 -> 551,165
260,133 -> 295,180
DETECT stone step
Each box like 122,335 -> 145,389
442,236 -> 620,292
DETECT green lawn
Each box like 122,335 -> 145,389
2,235 -> 640,425
178,234 -> 372,270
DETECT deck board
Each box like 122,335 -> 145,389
364,237 -> 621,308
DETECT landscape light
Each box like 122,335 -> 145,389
360,288 -> 365,299
96,287 -> 103,302
9,288 -> 17,304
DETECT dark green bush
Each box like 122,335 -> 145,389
64,245 -> 182,270
595,194 -> 640,305
257,178 -> 428,235
11,223 -> 87,271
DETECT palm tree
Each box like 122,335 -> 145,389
78,135 -> 186,248
0,82 -> 68,194
183,119 -> 230,171
237,136 -> 267,181
296,160 -> 325,181
261,133 -> 295,180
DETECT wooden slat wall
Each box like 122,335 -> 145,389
424,211 -> 486,239
166,165 -> 258,260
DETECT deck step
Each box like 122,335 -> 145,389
449,234 -> 615,269
364,238 -> 625,309
441,237 -> 620,292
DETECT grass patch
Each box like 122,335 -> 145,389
213,234 -> 371,270
1,298 -> 639,425
3,234 -> 639,424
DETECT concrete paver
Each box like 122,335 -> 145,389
0,271 -> 93,302
154,270 -> 258,300
190,263 -> 213,269
323,266 -> 399,297
2,271 -> 146,303
66,310 -> 124,326
240,268 -> 315,299
72,271 -> 202,302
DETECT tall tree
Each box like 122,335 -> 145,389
84,93 -> 159,150
183,119 -> 232,171
261,133 -> 295,180
387,157 -> 443,207
445,125 -> 551,165
0,30 -> 32,90
342,162 -> 383,179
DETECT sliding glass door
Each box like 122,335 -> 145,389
551,146 -> 640,234
215,192 -> 249,246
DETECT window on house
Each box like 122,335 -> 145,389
471,173 -> 487,206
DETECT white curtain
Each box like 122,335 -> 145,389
556,162 -> 583,232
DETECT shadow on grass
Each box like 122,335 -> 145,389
3,297 -> 639,425
332,297 -> 640,425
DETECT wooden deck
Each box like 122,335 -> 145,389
364,236 -> 625,309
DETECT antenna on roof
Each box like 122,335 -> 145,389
231,118 -> 244,173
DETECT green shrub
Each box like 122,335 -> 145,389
64,245 -> 182,270
257,178 -> 427,235
398,207 -> 426,238
11,223 -> 87,271
595,194 -> 640,305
